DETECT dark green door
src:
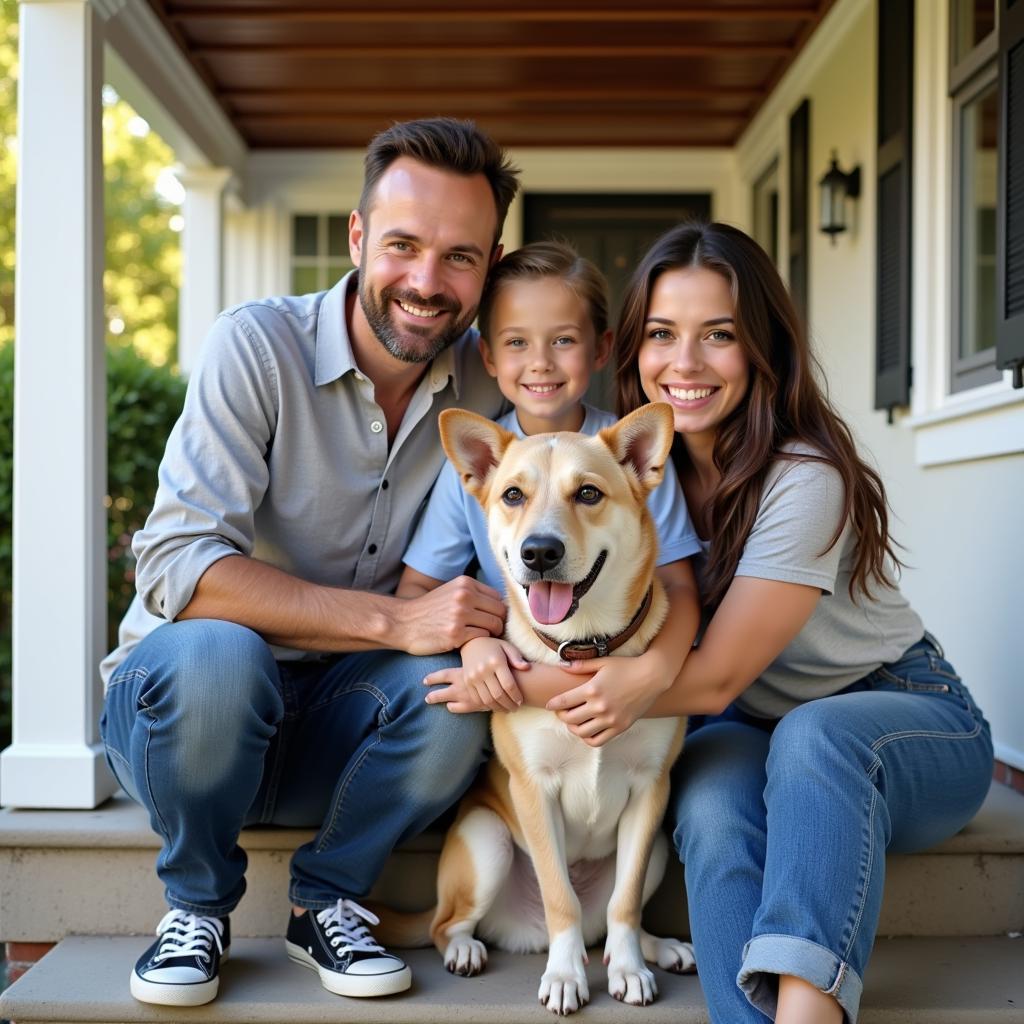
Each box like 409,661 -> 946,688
522,193 -> 712,411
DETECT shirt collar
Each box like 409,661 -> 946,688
314,269 -> 462,399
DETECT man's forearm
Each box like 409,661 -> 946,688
178,554 -> 400,652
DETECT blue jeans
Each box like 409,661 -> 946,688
669,634 -> 992,1024
100,619 -> 489,916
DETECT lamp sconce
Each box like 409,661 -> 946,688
818,152 -> 861,244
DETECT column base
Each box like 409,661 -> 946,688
0,743 -> 116,809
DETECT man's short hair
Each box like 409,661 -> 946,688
360,117 -> 520,245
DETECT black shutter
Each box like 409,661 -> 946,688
788,99 -> 810,324
875,0 -> 914,417
997,0 -> 1024,387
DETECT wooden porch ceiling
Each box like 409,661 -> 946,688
146,1 -> 838,149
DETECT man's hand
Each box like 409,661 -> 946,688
396,575 -> 507,655
459,636 -> 529,711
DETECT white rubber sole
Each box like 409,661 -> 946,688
285,941 -> 412,997
130,951 -> 228,1007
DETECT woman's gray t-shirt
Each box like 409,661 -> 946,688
691,447 -> 923,719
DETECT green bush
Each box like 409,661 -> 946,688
0,342 -> 186,747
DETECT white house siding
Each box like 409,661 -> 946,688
216,0 -> 1022,769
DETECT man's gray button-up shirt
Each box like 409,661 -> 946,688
101,272 -> 502,684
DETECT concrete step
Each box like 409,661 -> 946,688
1,784 -> 1023,942
2,935 -> 1023,1023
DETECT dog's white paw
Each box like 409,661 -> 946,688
538,967 -> 590,1016
443,935 -> 488,976
607,962 -> 658,1006
652,937 -> 696,974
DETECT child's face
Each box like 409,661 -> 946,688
480,277 -> 611,435
638,267 -> 750,448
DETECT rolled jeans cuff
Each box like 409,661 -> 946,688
737,934 -> 864,1024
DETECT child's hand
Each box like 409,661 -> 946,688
422,665 -> 488,714
458,636 -> 529,711
544,649 -> 673,746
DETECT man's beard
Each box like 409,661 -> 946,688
358,275 -> 475,364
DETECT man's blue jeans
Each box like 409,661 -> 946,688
669,634 -> 993,1024
100,619 -> 489,916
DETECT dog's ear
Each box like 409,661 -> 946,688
439,409 -> 515,500
600,403 -> 675,493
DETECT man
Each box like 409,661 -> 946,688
99,118 -> 520,1007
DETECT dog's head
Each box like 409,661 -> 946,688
439,404 -> 674,642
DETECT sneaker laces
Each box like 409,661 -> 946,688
152,909 -> 225,964
315,899 -> 386,955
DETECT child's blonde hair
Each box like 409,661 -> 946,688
477,240 -> 610,343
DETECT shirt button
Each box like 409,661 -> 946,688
382,479 -> 389,490
370,420 -> 384,434
368,544 -> 378,555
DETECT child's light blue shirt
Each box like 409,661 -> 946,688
403,404 -> 701,594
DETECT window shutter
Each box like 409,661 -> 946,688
788,99 -> 810,324
875,0 -> 914,417
997,0 -> 1024,387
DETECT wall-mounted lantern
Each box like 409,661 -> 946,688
818,151 -> 861,244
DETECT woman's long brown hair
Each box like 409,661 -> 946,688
615,221 -> 900,610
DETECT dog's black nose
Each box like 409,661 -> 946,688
520,534 -> 565,573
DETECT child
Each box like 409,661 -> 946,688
398,241 -> 701,721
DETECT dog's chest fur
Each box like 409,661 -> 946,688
505,707 -> 679,862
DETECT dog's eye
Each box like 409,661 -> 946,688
576,485 -> 603,505
502,486 -> 525,506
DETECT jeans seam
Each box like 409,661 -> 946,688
312,686 -> 389,854
106,743 -> 132,778
843,781 -> 878,966
305,680 -> 390,718
141,708 -> 173,861
107,666 -> 149,692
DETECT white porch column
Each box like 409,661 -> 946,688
177,166 -> 232,374
0,0 -> 120,808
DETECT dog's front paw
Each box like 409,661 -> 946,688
443,935 -> 488,976
607,962 -> 657,1006
538,966 -> 590,1016
652,937 -> 696,974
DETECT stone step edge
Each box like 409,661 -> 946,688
2,783 -> 1023,853
2,935 -> 1023,1024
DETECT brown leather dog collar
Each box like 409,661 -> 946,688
532,586 -> 655,662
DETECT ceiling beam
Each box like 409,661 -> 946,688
196,42 -> 792,58
168,6 -> 818,24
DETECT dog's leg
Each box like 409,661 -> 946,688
638,832 -> 696,974
507,775 -> 590,1015
431,806 -> 514,977
603,773 -> 674,1006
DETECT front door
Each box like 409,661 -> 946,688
523,193 -> 712,411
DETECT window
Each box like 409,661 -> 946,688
752,158 -> 780,268
290,213 -> 353,294
950,1 -> 1001,391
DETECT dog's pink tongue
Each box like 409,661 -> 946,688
528,581 -> 575,625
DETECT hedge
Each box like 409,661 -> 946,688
0,342 -> 186,747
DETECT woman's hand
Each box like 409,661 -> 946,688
423,637 -> 530,713
545,649 -> 674,746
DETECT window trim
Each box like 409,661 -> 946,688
949,63 -> 1002,392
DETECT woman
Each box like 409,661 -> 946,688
544,222 -> 993,1023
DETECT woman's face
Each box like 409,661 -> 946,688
637,267 -> 751,447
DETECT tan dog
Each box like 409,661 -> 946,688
423,403 -> 693,1014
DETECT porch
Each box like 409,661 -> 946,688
2,0 -> 1023,1019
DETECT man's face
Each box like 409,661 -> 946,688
349,157 -> 501,364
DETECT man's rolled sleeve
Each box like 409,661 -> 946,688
134,312 -> 278,621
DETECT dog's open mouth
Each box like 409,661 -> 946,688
525,550 -> 607,626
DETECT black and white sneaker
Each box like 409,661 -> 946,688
130,909 -> 229,1006
285,899 -> 411,997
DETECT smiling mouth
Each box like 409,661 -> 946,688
522,382 -> 564,395
520,550 -> 608,625
664,385 -> 718,401
396,300 -> 444,319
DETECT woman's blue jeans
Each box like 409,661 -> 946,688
100,619 -> 489,916
669,634 -> 992,1024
